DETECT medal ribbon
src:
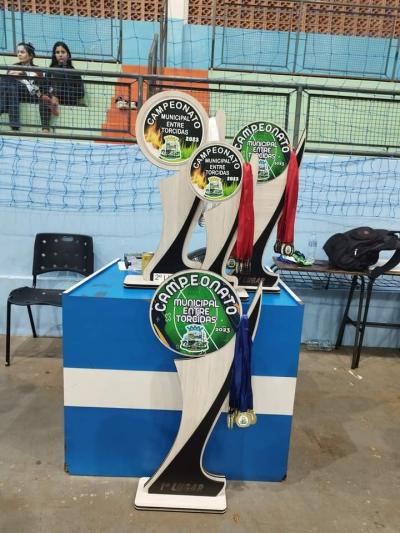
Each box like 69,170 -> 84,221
276,149 -> 299,251
232,163 -> 255,272
229,314 -> 253,413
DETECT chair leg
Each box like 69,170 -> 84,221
27,305 -> 37,338
6,301 -> 11,366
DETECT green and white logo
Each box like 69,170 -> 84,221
150,270 -> 242,357
189,142 -> 243,202
136,91 -> 208,170
233,121 -> 291,182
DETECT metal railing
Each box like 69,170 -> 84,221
159,0 -> 168,71
0,66 -> 135,141
1,65 -> 399,157
148,35 -> 159,77
148,34 -> 160,98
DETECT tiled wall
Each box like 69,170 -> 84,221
1,0 -> 164,21
3,0 -> 400,37
188,0 -> 400,37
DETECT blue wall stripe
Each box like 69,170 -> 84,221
64,406 -> 292,481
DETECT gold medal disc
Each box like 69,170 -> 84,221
248,410 -> 257,425
235,411 -> 251,428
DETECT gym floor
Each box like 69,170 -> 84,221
0,336 -> 399,533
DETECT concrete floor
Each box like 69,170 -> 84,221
0,335 -> 399,533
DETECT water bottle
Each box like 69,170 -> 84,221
307,232 -> 318,262
319,339 -> 333,352
305,339 -> 333,352
305,339 -> 320,351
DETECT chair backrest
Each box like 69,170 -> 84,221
32,233 -> 94,284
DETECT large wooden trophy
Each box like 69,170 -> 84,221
130,91 -> 306,290
130,90 -> 305,512
135,271 -> 263,512
231,122 -> 306,288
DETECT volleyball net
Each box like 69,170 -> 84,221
205,0 -> 400,80
1,1 -> 400,228
2,0 -> 400,79
0,136 -> 399,224
0,0 -> 164,64
0,137 -> 170,212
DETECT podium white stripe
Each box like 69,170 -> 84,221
64,368 -> 296,416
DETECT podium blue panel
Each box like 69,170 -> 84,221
63,261 -> 303,481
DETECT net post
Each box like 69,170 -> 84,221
137,76 -> 144,109
293,85 -> 303,148
210,0 -> 217,70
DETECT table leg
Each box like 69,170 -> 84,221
350,276 -> 366,369
352,278 -> 374,369
335,275 -> 359,349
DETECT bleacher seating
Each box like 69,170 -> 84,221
0,56 -> 122,136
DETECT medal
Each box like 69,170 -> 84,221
228,314 -> 256,431
248,409 -> 257,425
235,411 -> 251,428
227,410 -> 236,429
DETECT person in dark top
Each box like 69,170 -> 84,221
47,42 -> 85,109
0,42 -> 53,132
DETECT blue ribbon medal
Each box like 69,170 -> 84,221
227,314 -> 257,429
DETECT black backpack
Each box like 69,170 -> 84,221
323,227 -> 400,278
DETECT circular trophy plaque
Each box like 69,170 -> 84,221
136,91 -> 209,170
188,142 -> 243,202
150,270 -> 242,357
233,121 -> 291,182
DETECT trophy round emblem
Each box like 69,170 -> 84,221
232,121 -> 291,182
188,142 -> 243,202
136,91 -> 208,169
150,270 -> 242,357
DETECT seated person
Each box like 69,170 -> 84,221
0,42 -> 54,132
47,41 -> 85,110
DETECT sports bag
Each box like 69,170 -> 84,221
323,227 -> 400,278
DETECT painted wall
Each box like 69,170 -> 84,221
1,9 -> 399,78
1,8 -> 399,348
267,154 -> 400,349
211,27 -> 399,78
1,10 -> 122,62
0,138 -> 210,338
0,137 -> 398,349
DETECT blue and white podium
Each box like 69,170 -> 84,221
62,260 -> 303,481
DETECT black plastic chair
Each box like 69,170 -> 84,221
5,233 -> 94,366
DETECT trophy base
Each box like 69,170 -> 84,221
124,274 -> 170,287
134,477 -> 227,514
237,269 -> 281,292
239,279 -> 281,292
240,285 -> 280,293
124,274 -> 250,299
